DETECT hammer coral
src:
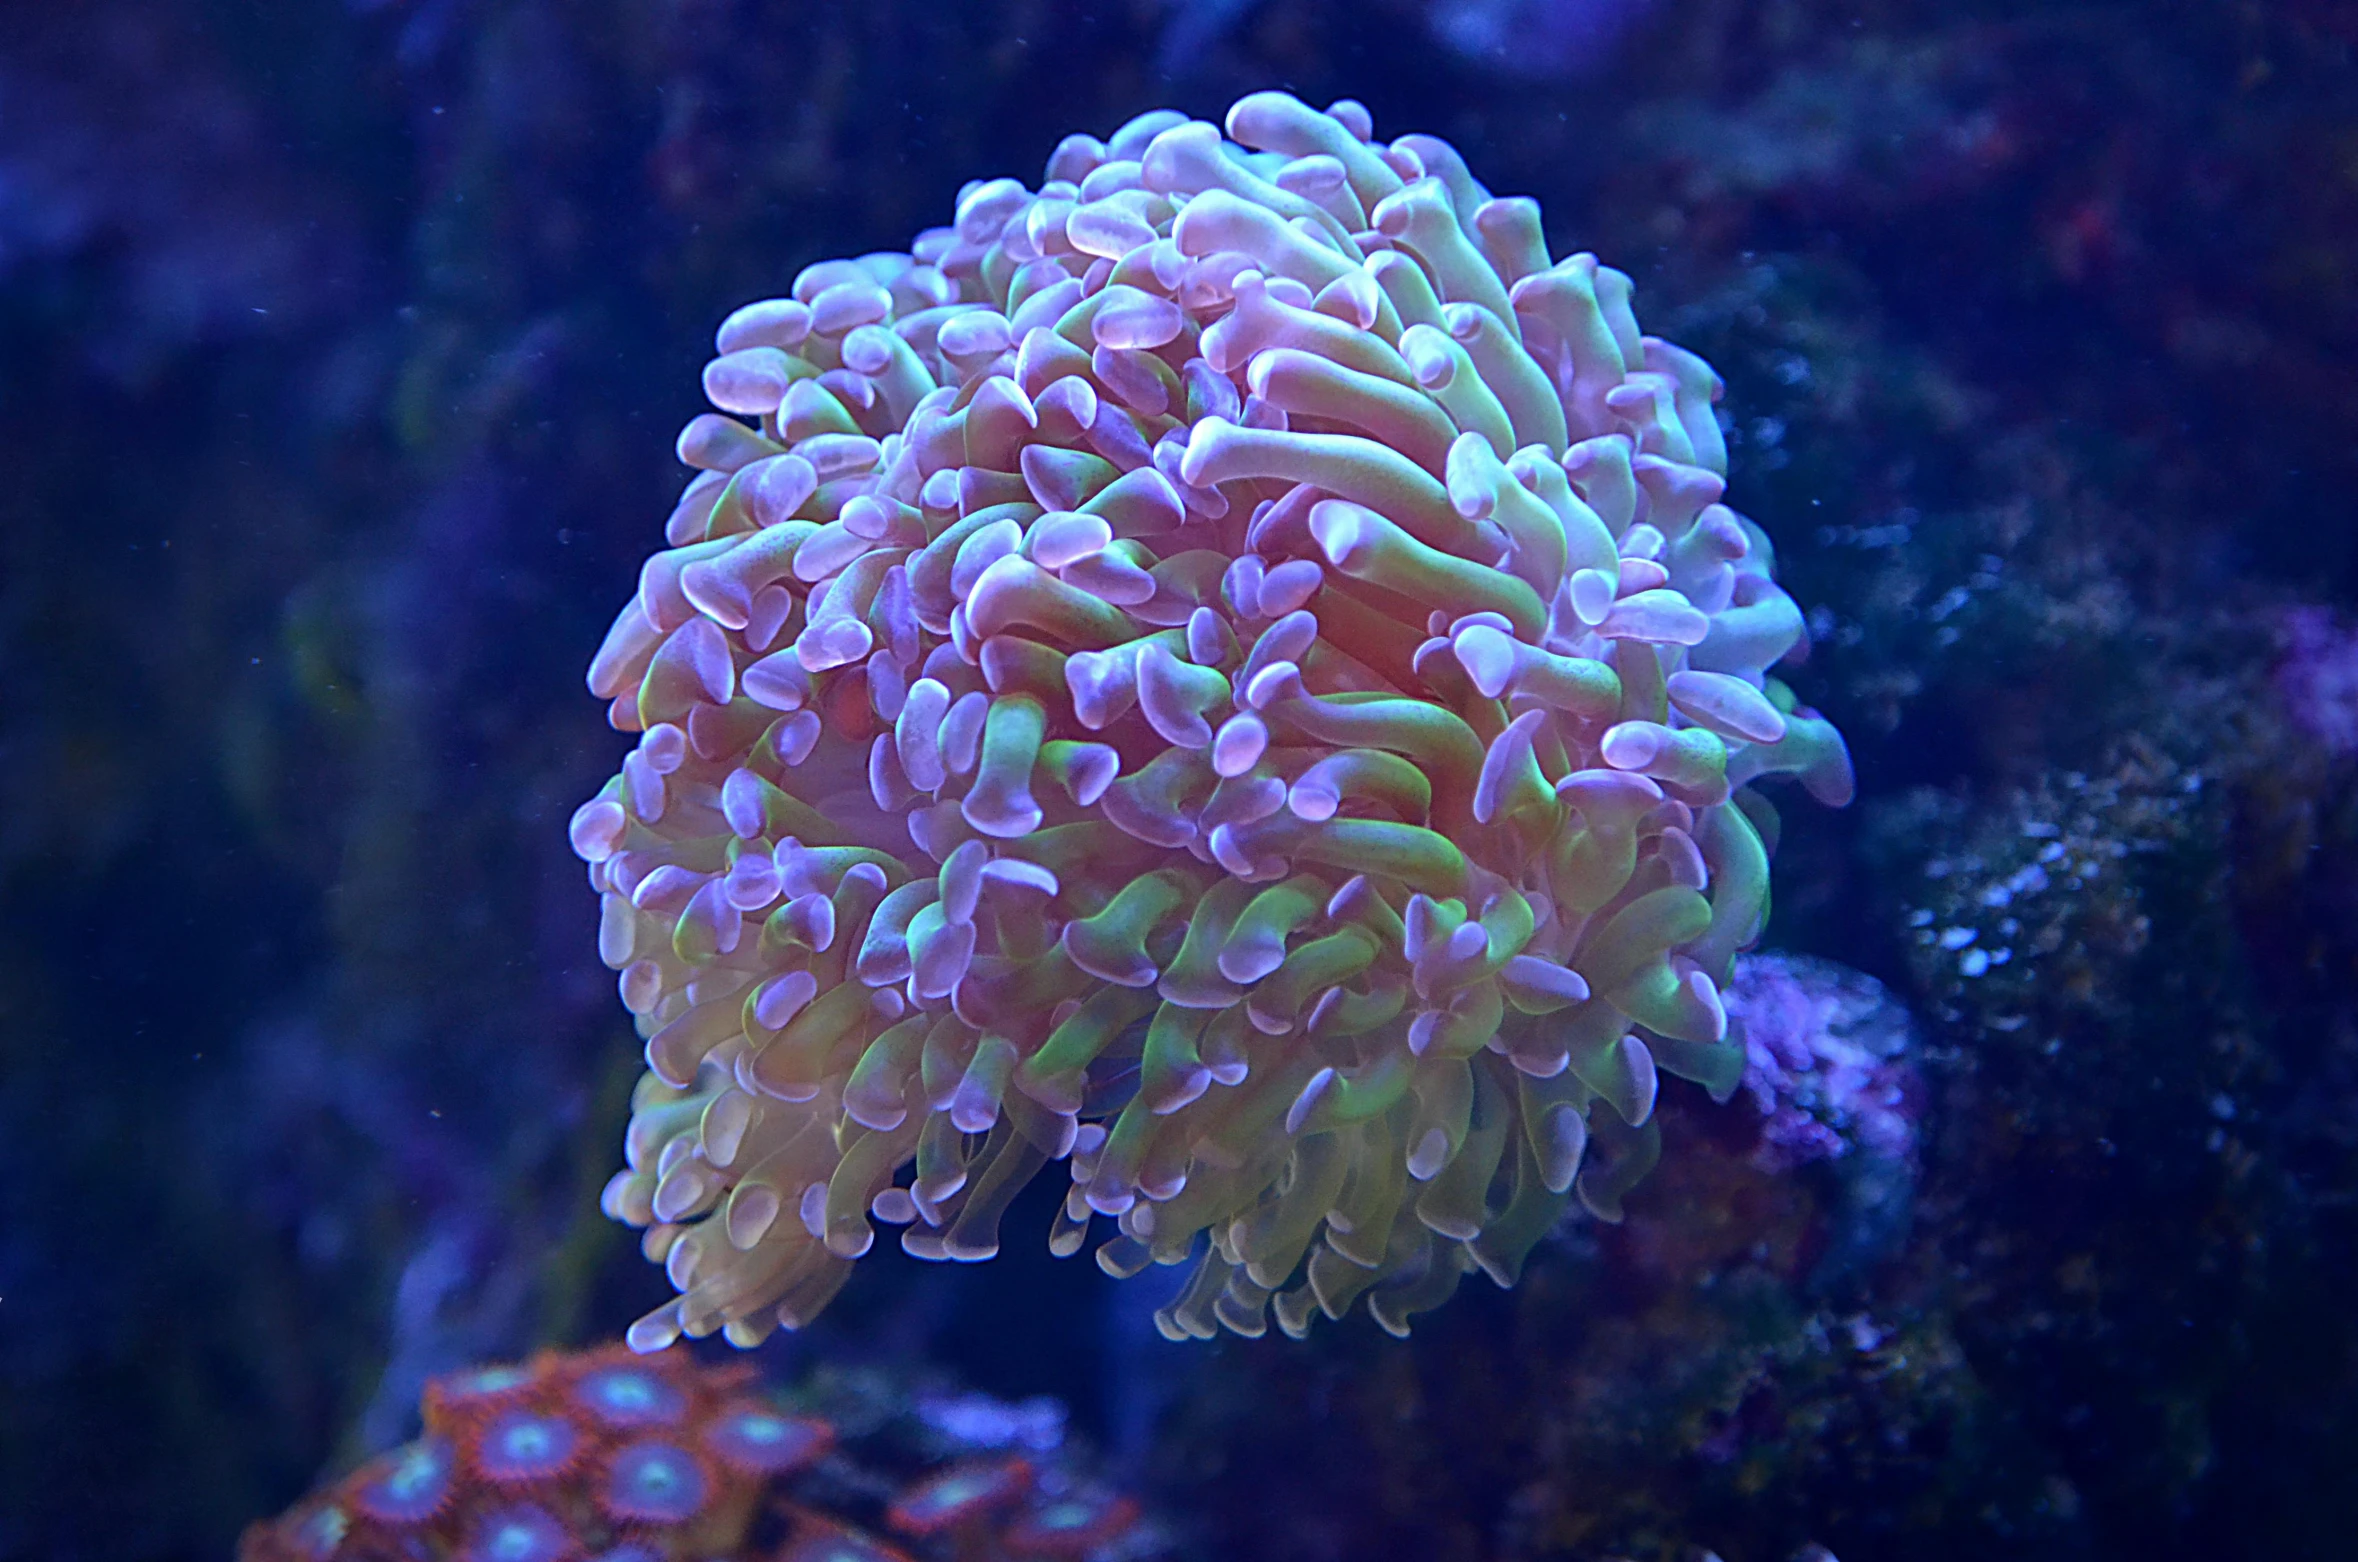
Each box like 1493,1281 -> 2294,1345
570,91 -> 1852,1348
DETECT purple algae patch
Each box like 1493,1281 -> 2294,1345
2276,606 -> 2358,755
1726,952 -> 1918,1172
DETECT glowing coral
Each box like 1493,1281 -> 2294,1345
237,1346 -> 1144,1562
238,1346 -> 823,1562
572,90 -> 1852,1349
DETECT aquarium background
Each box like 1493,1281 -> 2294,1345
4,1 -> 2356,1558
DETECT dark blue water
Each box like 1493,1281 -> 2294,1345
4,3 -> 2354,1559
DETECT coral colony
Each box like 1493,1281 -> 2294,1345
236,1346 -> 1143,1561
569,91 -> 1852,1350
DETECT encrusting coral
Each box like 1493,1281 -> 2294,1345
236,1344 -> 1143,1561
569,90 -> 1852,1350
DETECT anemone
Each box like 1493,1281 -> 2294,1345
573,90 -> 1851,1349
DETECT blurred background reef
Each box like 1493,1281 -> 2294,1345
2,0 -> 2355,1558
